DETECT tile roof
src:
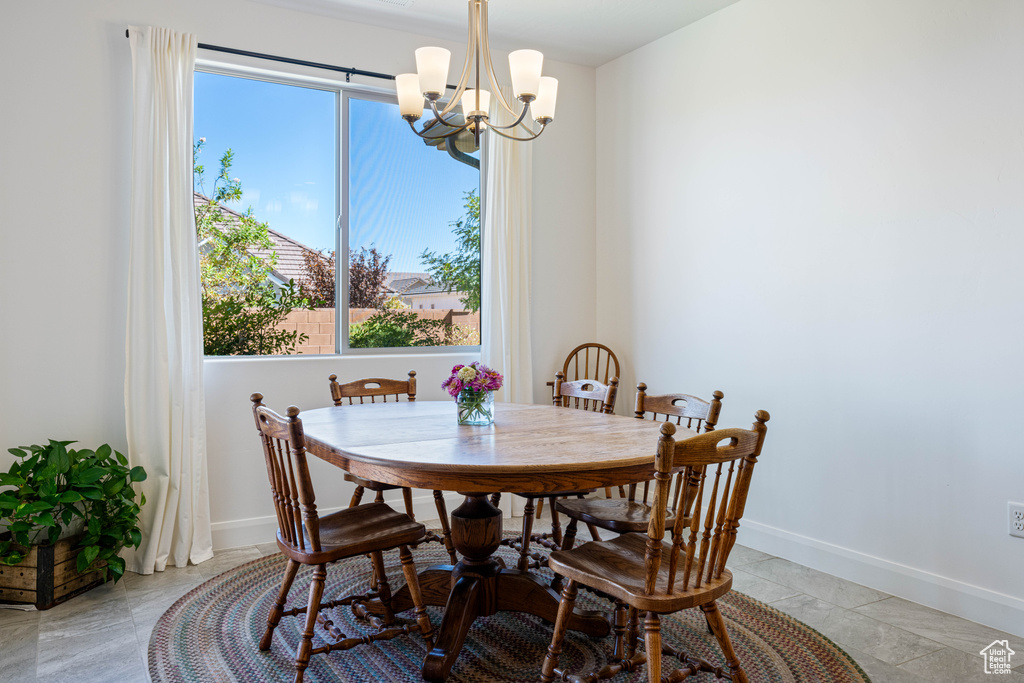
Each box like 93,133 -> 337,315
193,192 -> 325,285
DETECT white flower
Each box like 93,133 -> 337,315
232,177 -> 240,183
457,366 -> 477,382
199,137 -> 206,142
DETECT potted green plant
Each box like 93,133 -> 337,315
0,440 -> 147,609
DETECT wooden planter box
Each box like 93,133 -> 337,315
0,534 -> 106,610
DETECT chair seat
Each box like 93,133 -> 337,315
547,533 -> 732,613
555,498 -> 688,534
344,472 -> 404,492
513,489 -> 597,499
278,502 -> 425,564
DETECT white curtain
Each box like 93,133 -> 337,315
481,87 -> 534,404
125,26 -> 213,573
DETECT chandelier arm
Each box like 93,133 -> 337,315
407,118 -> 474,141
479,0 -> 517,117
427,99 -> 466,129
483,104 -> 531,131
439,0 -> 477,119
486,122 -> 547,142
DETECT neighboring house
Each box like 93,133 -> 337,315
193,191 -> 325,289
385,272 -> 469,310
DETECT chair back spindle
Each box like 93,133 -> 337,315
329,371 -> 416,406
553,371 -> 619,414
251,394 -> 322,553
644,410 -> 769,597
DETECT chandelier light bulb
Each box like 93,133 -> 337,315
532,76 -> 558,123
508,49 -> 543,100
415,47 -> 451,97
396,74 -> 424,120
460,89 -> 492,118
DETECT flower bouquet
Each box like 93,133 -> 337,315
442,362 -> 503,426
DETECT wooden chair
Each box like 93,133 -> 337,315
545,342 -> 621,398
555,384 -> 724,552
250,394 -> 434,683
505,371 -> 620,572
329,372 -> 457,564
545,343 -> 622,500
540,410 -> 770,683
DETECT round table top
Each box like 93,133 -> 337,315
299,401 -> 691,494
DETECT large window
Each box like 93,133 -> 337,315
193,68 -> 480,356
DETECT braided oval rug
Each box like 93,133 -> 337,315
149,539 -> 870,683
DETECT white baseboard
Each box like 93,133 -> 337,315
211,490 -> 514,551
740,519 -> 1024,639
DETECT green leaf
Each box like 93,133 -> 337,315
115,451 -> 128,466
35,512 -> 56,527
108,556 -> 126,580
9,521 -> 32,533
7,448 -> 27,458
87,517 -> 100,536
128,466 -> 147,483
58,491 -> 83,503
129,529 -> 142,548
77,467 -> 107,484
21,500 -> 54,514
48,443 -> 71,474
0,473 -> 26,487
103,478 -> 126,497
79,486 -> 104,500
97,444 -> 112,460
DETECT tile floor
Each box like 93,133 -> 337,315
1,518 -> 1021,682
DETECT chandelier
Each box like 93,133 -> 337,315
396,0 -> 558,148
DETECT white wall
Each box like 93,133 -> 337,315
0,1 -> 596,543
596,0 -> 1024,635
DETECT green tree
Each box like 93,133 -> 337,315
349,309 -> 453,348
420,190 -> 481,312
194,139 -> 309,355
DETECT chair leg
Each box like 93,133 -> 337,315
260,558 -> 300,651
549,498 -> 563,547
402,487 -> 416,520
643,611 -> 662,683
519,497 -> 537,571
561,516 -> 579,553
540,579 -> 578,683
701,601 -> 748,683
433,491 -> 458,564
490,492 -> 501,507
611,600 -> 629,662
349,485 -> 365,508
374,489 -> 385,504
370,550 -> 396,625
625,607 -> 640,658
399,544 -> 434,647
535,497 -> 545,519
294,563 -> 326,683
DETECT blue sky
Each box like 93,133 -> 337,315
194,71 -> 479,272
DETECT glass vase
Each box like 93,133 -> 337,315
457,388 -> 494,426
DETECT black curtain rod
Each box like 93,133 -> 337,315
123,29 -> 457,89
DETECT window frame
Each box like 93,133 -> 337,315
195,60 -> 482,357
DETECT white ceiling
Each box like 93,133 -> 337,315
250,0 -> 742,67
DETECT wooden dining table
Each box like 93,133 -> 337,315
299,400 -> 695,682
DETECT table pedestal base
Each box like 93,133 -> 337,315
375,493 -> 610,682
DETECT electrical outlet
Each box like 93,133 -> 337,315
1010,503 -> 1024,539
